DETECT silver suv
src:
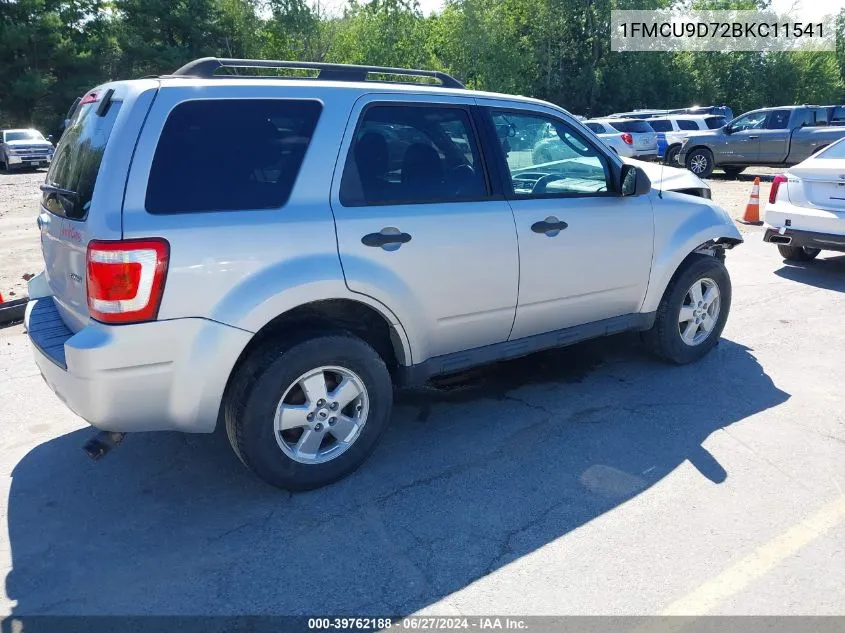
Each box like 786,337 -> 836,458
26,58 -> 743,490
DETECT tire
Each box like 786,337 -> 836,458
777,244 -> 820,261
685,148 -> 714,178
224,333 -> 393,491
663,145 -> 680,166
643,254 -> 732,364
721,166 -> 746,178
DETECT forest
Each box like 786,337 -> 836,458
2,0 -> 845,133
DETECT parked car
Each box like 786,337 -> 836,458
579,118 -> 658,160
667,105 -> 734,121
678,105 -> 845,178
0,129 -> 54,171
646,115 -> 728,165
763,136 -> 845,261
26,57 -> 742,490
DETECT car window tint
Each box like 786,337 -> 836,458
608,120 -> 653,133
766,110 -> 791,130
340,105 -> 487,206
146,99 -> 321,214
648,119 -> 672,132
491,111 -> 609,197
677,119 -> 698,131
705,116 -> 726,129
830,107 -> 845,125
585,123 -> 605,134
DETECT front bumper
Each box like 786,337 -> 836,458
26,296 -> 252,433
763,227 -> 845,252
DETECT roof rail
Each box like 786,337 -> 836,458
171,57 -> 465,89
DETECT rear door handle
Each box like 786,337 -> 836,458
361,227 -> 412,250
747,135 -> 759,139
531,216 -> 568,236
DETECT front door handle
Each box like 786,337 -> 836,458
361,227 -> 412,250
747,135 -> 759,139
531,216 -> 568,236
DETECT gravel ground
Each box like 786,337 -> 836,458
0,165 -> 784,301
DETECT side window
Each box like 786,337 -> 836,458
829,107 -> 845,125
146,99 -> 321,214
730,112 -> 767,132
585,122 -> 605,134
648,119 -> 672,132
677,119 -> 698,131
339,104 -> 487,206
766,110 -> 791,130
491,111 -> 610,197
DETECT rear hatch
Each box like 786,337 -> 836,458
608,120 -> 658,151
37,81 -> 157,332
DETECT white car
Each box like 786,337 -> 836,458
764,138 -> 845,261
582,118 -> 658,160
646,115 -> 728,166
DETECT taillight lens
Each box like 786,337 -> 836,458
769,174 -> 788,204
87,239 -> 169,324
621,133 -> 634,145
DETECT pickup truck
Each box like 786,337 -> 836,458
677,105 -> 845,178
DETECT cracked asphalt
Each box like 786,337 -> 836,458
1,233 -> 844,617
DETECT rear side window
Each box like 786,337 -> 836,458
705,116 -> 726,129
676,119 -> 698,131
145,99 -> 321,214
648,119 -> 672,132
766,110 -> 791,130
608,120 -> 653,133
829,107 -> 845,125
42,98 -> 122,220
585,123 -> 606,134
339,104 -> 487,206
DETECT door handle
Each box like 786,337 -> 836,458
747,135 -> 759,139
361,227 -> 412,250
531,216 -> 568,236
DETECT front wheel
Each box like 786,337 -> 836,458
685,148 -> 714,178
224,333 -> 393,490
643,255 -> 731,364
664,145 -> 680,166
778,244 -> 820,261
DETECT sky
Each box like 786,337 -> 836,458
414,0 -> 845,19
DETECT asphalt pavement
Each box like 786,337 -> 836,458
0,232 -> 843,617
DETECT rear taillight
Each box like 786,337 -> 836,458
86,239 -> 169,324
621,133 -> 634,145
769,174 -> 788,204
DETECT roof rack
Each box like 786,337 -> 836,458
171,57 -> 465,89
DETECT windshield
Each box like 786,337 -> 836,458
608,120 -> 654,133
42,99 -> 121,220
5,130 -> 44,142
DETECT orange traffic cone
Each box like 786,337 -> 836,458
737,177 -> 763,225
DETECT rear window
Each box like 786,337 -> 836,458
816,140 -> 845,159
608,120 -> 654,133
42,99 -> 121,220
677,119 -> 699,131
705,116 -> 726,129
145,99 -> 322,214
648,119 -> 672,132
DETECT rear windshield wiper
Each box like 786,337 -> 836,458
40,183 -> 78,199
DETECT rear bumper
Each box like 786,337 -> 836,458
763,227 -> 845,252
26,297 -> 252,433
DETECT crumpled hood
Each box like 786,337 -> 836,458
622,156 -> 708,193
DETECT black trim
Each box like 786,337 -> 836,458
397,312 -> 656,386
361,231 -> 412,247
764,227 -> 845,252
171,58 -> 465,89
0,297 -> 27,327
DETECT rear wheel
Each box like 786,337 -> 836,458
643,255 -> 731,364
663,145 -> 680,166
721,166 -> 746,178
686,148 -> 714,178
224,333 -> 393,490
777,245 -> 820,261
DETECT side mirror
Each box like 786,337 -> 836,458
620,164 -> 651,197
723,126 -> 733,135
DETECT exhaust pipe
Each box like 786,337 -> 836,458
769,235 -> 792,245
83,431 -> 126,461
